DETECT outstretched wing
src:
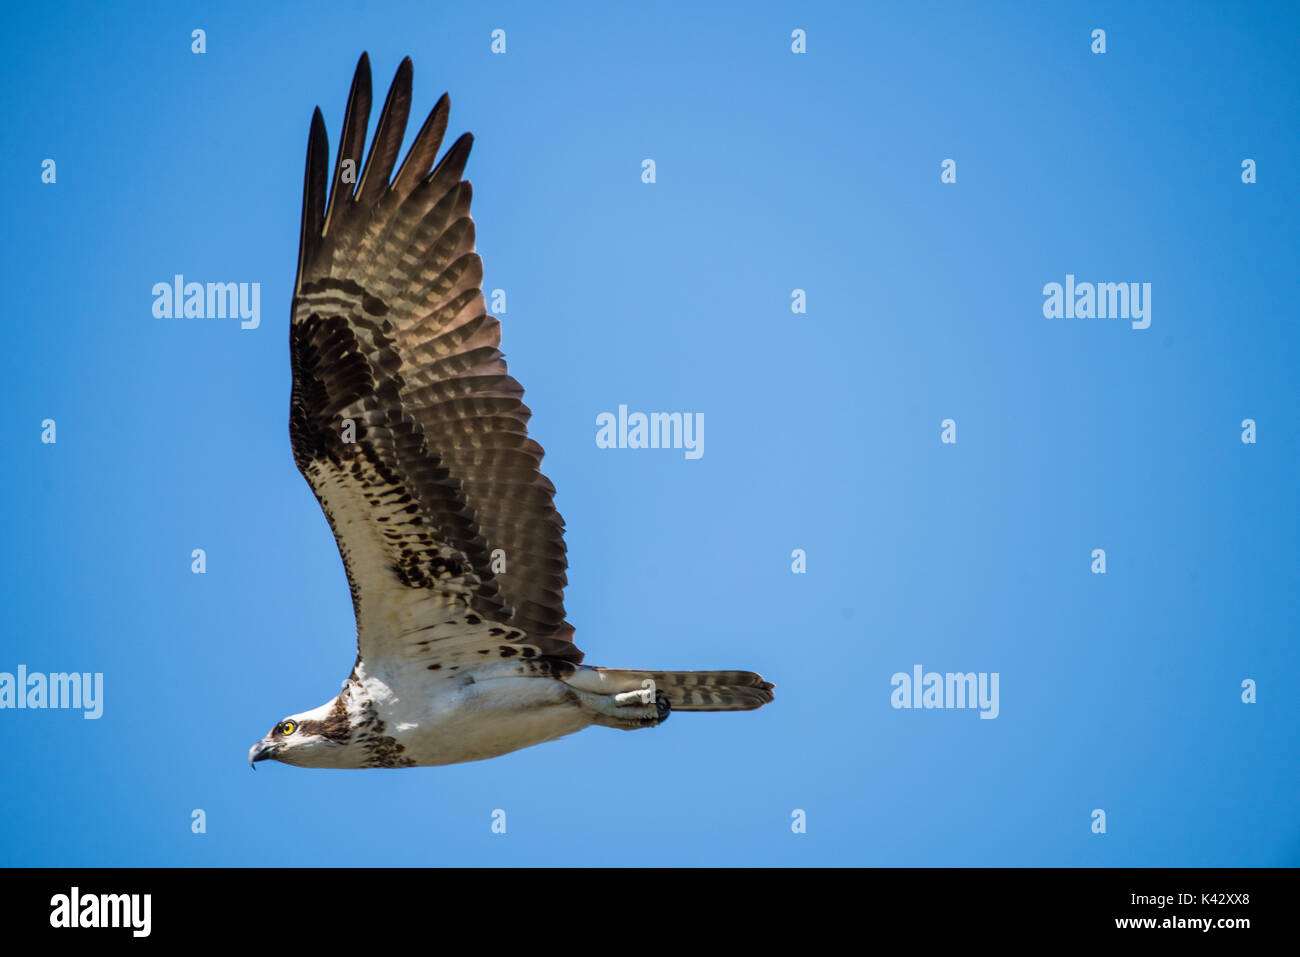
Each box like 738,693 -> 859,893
289,53 -> 580,671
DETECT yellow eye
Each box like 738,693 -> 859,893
280,720 -> 297,735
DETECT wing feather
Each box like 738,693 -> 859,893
321,52 -> 372,238
289,53 -> 580,669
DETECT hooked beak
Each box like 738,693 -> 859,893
248,740 -> 278,769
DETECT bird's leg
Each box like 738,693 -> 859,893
579,686 -> 670,730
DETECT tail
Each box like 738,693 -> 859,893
589,668 -> 774,712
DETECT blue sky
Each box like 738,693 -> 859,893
2,0 -> 1297,866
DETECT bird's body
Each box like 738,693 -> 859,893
248,54 -> 772,771
269,662 -> 592,769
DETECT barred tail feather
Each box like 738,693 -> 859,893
592,668 -> 774,711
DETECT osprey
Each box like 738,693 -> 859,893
248,54 -> 773,770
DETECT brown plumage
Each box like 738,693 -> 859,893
290,52 -> 577,664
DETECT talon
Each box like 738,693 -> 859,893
655,690 -> 670,723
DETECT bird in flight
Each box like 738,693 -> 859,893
248,54 -> 773,770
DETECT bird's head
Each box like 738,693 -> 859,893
248,700 -> 352,768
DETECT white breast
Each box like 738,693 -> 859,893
359,660 -> 594,767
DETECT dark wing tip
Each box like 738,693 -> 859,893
356,56 -> 416,205
391,90 -> 452,199
296,106 -> 330,291
322,53 -> 374,236
429,131 -> 474,186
